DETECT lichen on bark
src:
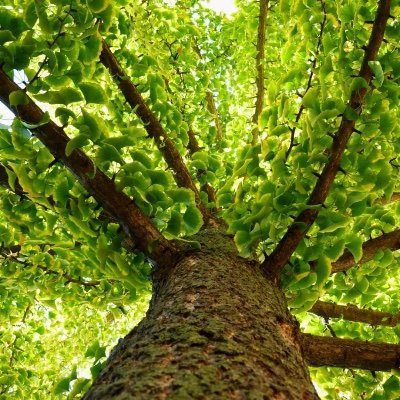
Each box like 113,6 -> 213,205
84,228 -> 318,399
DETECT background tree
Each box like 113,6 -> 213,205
0,0 -> 399,398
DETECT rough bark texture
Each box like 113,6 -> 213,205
301,334 -> 400,371
84,228 -> 319,399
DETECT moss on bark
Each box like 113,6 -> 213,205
84,228 -> 319,399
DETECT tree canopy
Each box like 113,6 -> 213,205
0,0 -> 399,398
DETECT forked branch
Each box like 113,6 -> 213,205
0,68 -> 178,267
301,333 -> 400,371
262,0 -> 391,281
310,301 -> 400,327
100,40 -> 212,223
251,0 -> 268,145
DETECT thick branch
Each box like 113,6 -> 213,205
187,126 -> 202,155
100,41 -> 212,223
332,229 -> 400,273
262,0 -> 391,280
301,333 -> 400,371
0,68 -> 179,268
251,0 -> 268,145
310,301 -> 399,327
205,90 -> 223,141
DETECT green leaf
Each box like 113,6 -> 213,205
55,107 -> 76,125
79,82 -> 107,104
20,112 -> 50,129
104,136 -> 134,149
183,206 -> 203,235
54,377 -> 71,395
343,106 -> 359,121
258,109 -> 269,130
65,134 -> 90,156
315,256 -> 332,286
368,61 -> 384,87
9,90 -> 29,107
167,189 -> 195,205
79,35 -> 102,63
80,108 -> 102,141
345,235 -> 363,263
325,240 -> 345,261
97,144 -> 124,164
165,210 -> 183,237
35,88 -> 83,105
130,150 -> 153,168
302,88 -> 319,109
87,0 -> 110,13
234,230 -> 252,257
0,30 -> 15,45
350,77 -> 369,92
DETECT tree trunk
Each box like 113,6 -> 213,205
84,228 -> 319,399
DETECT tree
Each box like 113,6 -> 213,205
0,0 -> 399,398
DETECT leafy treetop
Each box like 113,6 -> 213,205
0,0 -> 399,398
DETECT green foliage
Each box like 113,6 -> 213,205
0,0 -> 399,399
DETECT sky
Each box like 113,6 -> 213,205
203,0 -> 237,15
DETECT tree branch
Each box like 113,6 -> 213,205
286,0 -> 327,159
186,126 -> 217,204
310,301 -> 399,327
262,0 -> 391,281
0,244 -> 101,287
100,40 -> 212,223
9,304 -> 31,368
375,192 -> 400,205
331,229 -> 400,274
251,0 -> 268,145
301,333 -> 400,371
0,68 -> 179,268
187,126 -> 202,155
205,90 -> 223,141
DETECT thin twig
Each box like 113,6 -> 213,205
205,90 -> 223,141
286,0 -> 327,159
251,0 -> 268,145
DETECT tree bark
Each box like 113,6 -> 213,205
84,228 -> 319,399
301,334 -> 400,371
